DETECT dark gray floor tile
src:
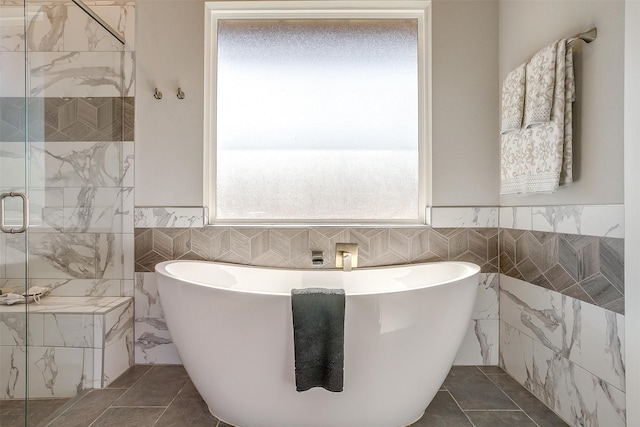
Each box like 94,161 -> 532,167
154,380 -> 218,427
107,365 -> 152,389
1,400 -> 27,427
476,365 -> 505,374
485,373 -> 569,426
444,366 -> 517,410
114,365 -> 189,407
44,389 -> 125,427
465,410 -> 538,427
1,365 -> 571,427
410,391 -> 473,427
2,399 -> 69,427
90,407 -> 165,427
29,399 -> 70,426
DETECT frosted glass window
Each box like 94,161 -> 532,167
214,17 -> 422,222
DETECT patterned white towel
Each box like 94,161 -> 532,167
500,63 -> 526,134
501,39 -> 574,195
560,44 -> 575,185
523,41 -> 558,128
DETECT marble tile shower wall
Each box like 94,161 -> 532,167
133,221 -> 501,366
498,206 -> 626,427
0,1 -> 135,296
0,2 -> 136,398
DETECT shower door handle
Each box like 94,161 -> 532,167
0,192 -> 29,233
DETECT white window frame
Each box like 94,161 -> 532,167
204,0 -> 432,225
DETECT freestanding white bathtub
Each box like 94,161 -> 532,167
155,260 -> 480,427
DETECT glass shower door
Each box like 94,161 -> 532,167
0,0 -> 30,425
2,1 -> 129,424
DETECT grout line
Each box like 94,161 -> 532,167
150,377 -> 191,426
87,402 -> 119,427
42,390 -> 91,427
444,388 -> 478,427
477,367 -> 543,427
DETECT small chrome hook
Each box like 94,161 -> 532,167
153,88 -> 163,100
177,87 -> 185,99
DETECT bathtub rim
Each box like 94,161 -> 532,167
155,259 -> 481,297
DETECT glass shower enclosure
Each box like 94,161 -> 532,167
1,1 -> 130,424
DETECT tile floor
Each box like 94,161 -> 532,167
1,365 -> 569,427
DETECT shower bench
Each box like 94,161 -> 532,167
0,296 -> 134,399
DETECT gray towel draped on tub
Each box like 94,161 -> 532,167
291,288 -> 345,392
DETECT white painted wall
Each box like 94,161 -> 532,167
624,0 -> 640,424
498,0 -> 625,206
135,0 -> 205,206
134,0 -> 500,208
431,0 -> 499,206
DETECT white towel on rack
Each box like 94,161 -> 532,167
523,41 -> 558,128
560,43 -> 575,185
501,39 -> 574,195
500,63 -> 526,134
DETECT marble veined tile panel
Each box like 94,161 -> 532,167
473,273 -> 499,320
499,207 -> 533,231
38,278 -> 123,297
0,312 -> 44,346
531,205 -> 624,238
42,313 -> 98,347
134,317 -> 182,365
8,232 -> 124,280
64,5 -> 135,51
103,327 -> 133,387
500,321 -> 625,427
0,345 -> 87,398
500,205 -> 624,238
0,296 -> 129,314
25,5 -> 66,52
29,51 -> 131,97
0,6 -> 25,52
122,141 -> 134,185
62,186 -> 125,233
0,141 -> 27,188
30,141 -> 122,188
430,207 -> 499,228
135,272 -> 162,319
133,207 -> 206,228
0,234 -> 5,278
501,275 -> 625,392
454,319 -> 499,366
20,232 -> 97,279
0,53 -> 26,99
104,297 -> 133,347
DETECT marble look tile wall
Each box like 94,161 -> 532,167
0,296 -> 133,398
133,206 -> 500,230
1,138 -> 134,296
134,207 -> 207,228
499,205 -> 624,238
0,0 -> 136,401
134,272 -> 182,364
498,205 -> 626,426
0,4 -> 135,97
133,222 -> 500,365
500,276 -> 626,426
500,229 -> 624,314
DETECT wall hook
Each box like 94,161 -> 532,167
153,88 -> 163,100
177,87 -> 185,99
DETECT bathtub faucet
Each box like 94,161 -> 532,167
335,243 -> 358,272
